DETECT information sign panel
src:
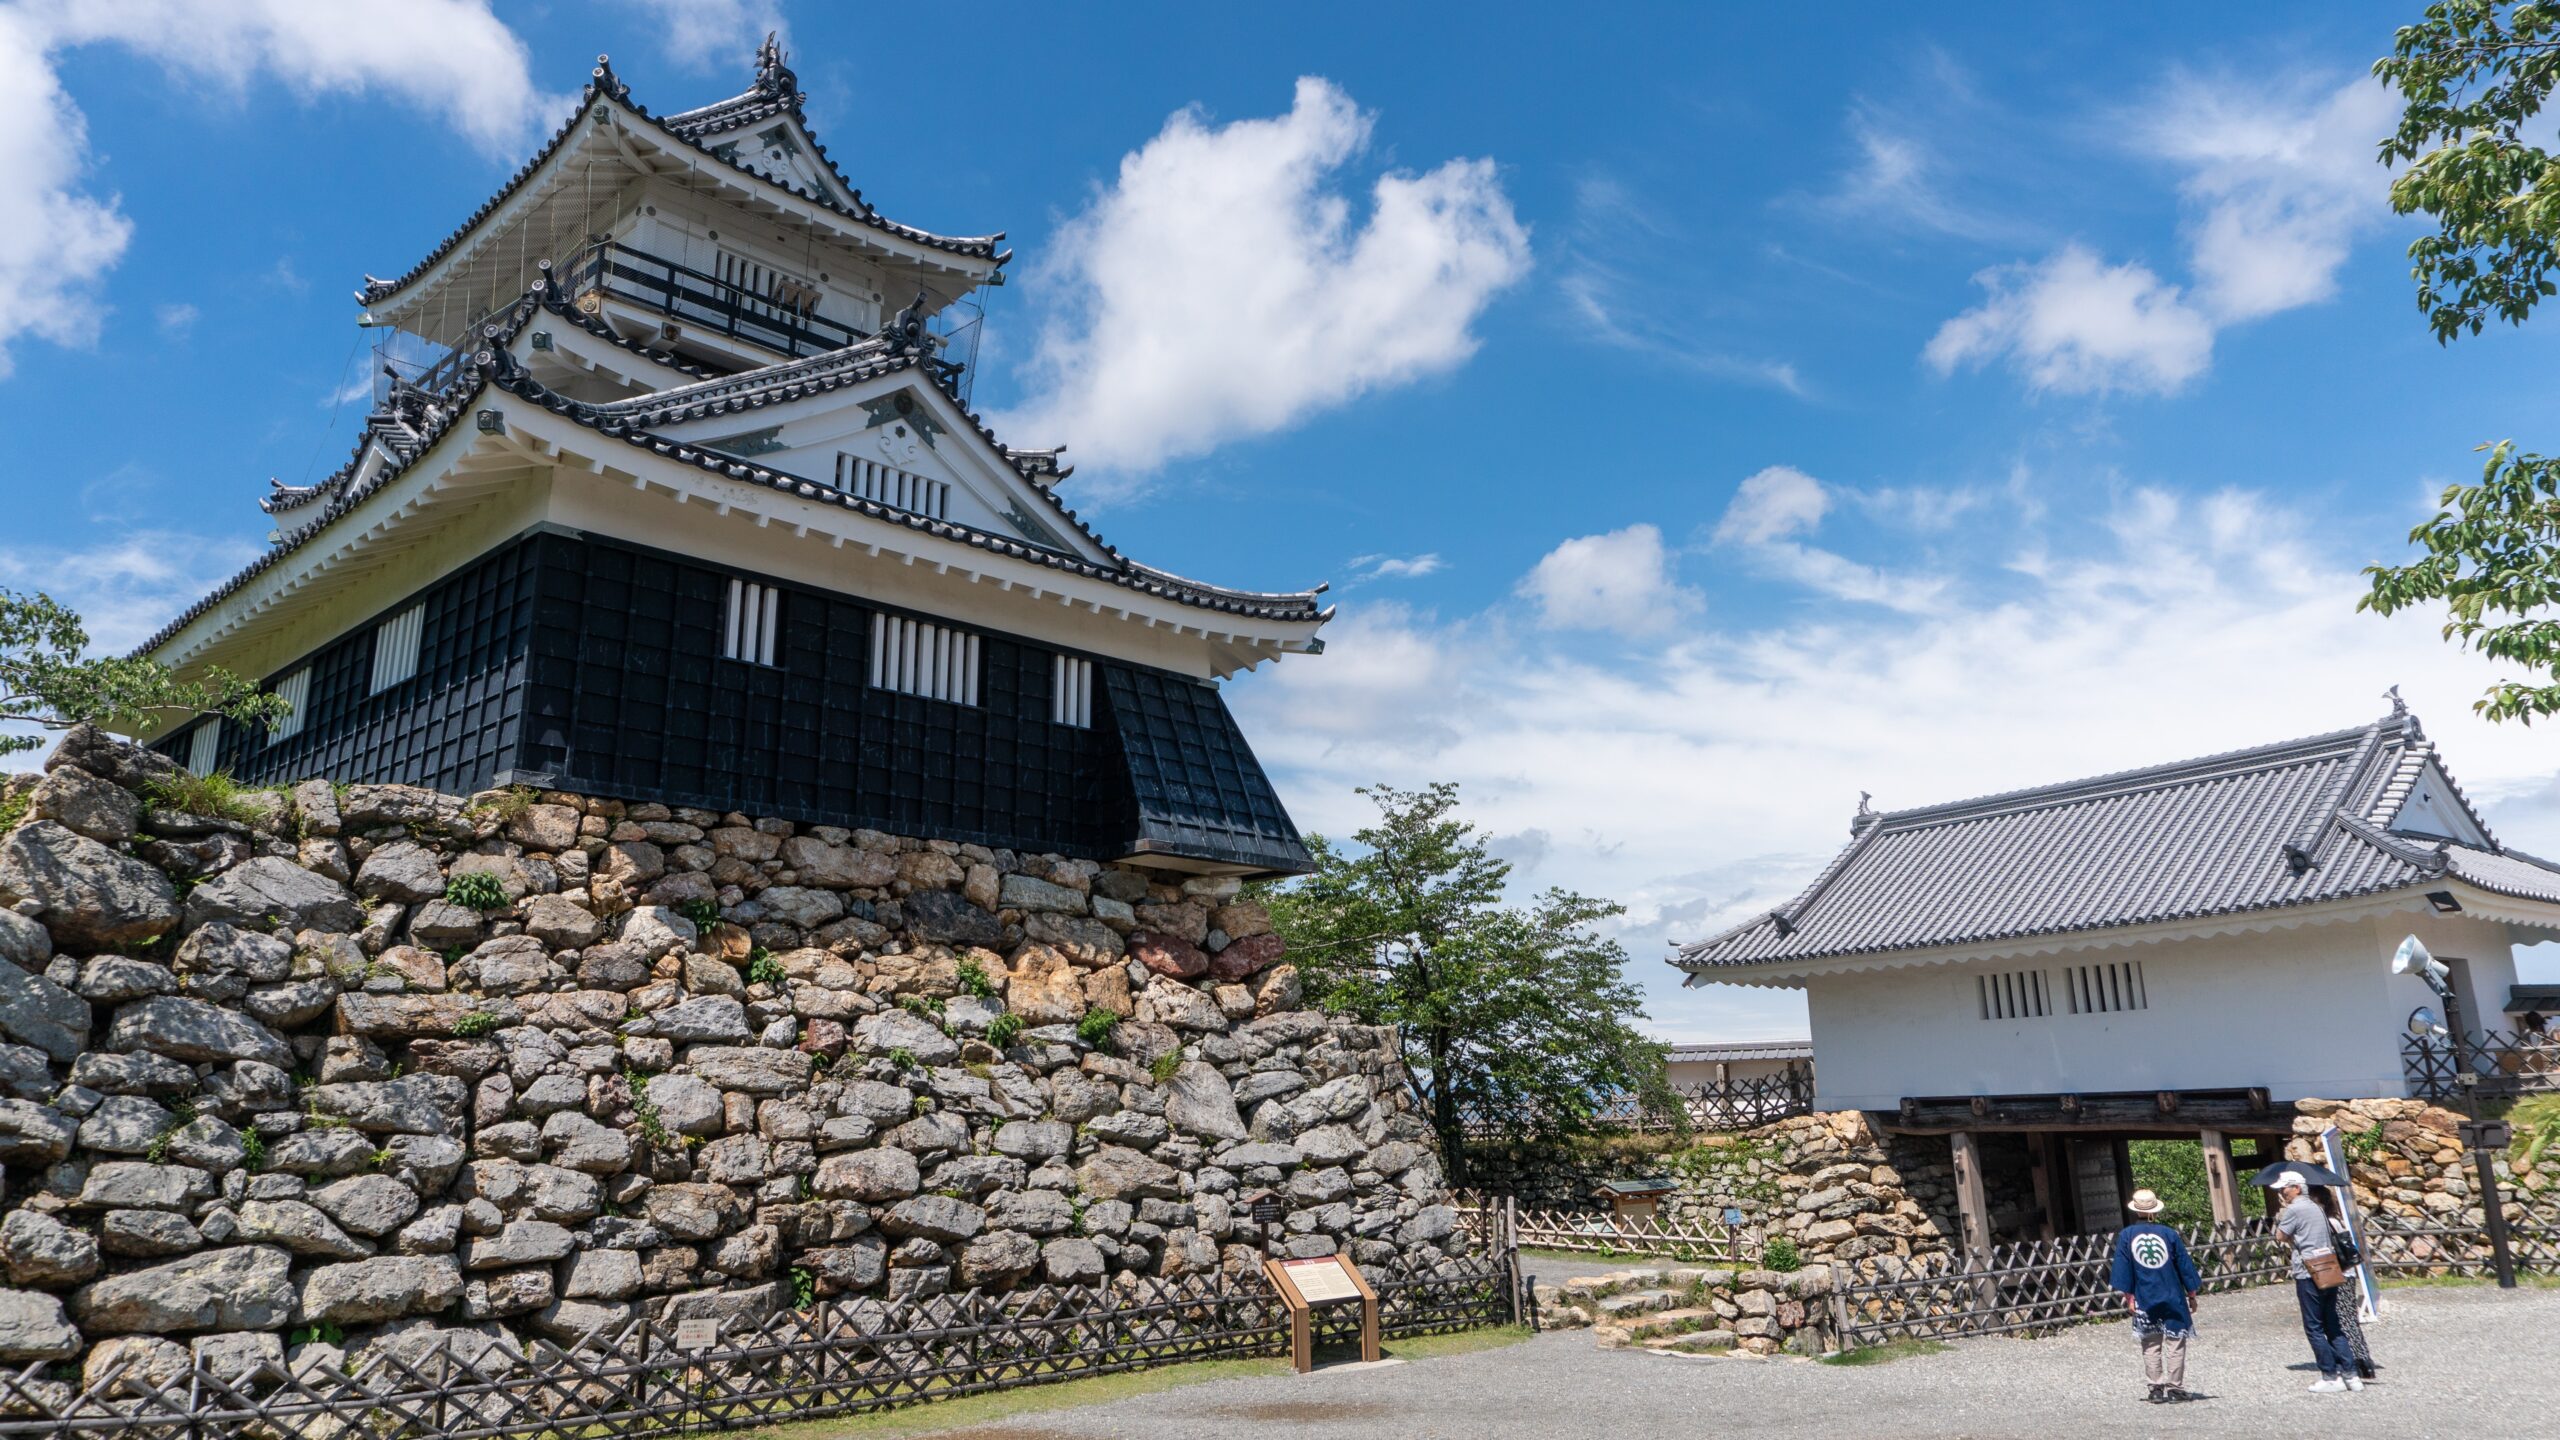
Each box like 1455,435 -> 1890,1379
674,1318 -> 718,1352
1261,1255 -> 1380,1372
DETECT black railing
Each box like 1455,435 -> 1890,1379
2402,1029 -> 2560,1100
565,240 -> 870,359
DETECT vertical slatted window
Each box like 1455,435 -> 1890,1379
2066,960 -> 2149,1014
369,605 -> 423,694
869,613 -> 978,705
269,668 -> 311,741
1977,968 -> 2051,1020
1052,655 -> 1093,728
724,579 -> 780,666
185,723 -> 220,777
832,454 -> 951,518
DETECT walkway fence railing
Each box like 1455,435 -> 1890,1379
2402,1029 -> 2560,1100
1596,1070 -> 1817,1133
1831,1190 -> 2560,1348
0,1256 -> 1515,1440
1458,1197 -> 1748,1265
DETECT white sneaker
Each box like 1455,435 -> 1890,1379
2344,1377 -> 2365,1392
2308,1379 -> 2347,1394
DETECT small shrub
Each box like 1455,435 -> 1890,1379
452,1010 -> 502,1039
368,1146 -> 395,1170
1148,1049 -> 1184,1083
1076,1009 -> 1120,1054
444,871 -> 509,912
466,785 -> 537,823
142,770 -> 270,825
791,1266 -> 816,1310
911,1095 -> 934,1115
289,1321 -> 347,1349
898,993 -> 946,1024
888,1047 -> 918,1072
984,1013 -> 1023,1050
239,1128 -> 266,1172
957,960 -> 997,998
747,949 -> 785,987
676,898 -> 722,931
0,788 -> 29,833
1762,1235 -> 1803,1272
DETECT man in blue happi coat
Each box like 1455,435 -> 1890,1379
2110,1188 -> 2203,1403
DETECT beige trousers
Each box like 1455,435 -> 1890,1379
2141,1329 -> 2188,1388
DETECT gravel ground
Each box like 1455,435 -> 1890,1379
906,1283 -> 2560,1439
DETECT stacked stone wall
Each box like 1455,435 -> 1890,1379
0,726 -> 1462,1383
2290,1095 -> 2549,1233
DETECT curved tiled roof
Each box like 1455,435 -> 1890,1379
136,322 -> 1327,659
357,53 -> 1003,311
1672,709 -> 2560,972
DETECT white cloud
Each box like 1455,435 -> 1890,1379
153,302 -> 197,338
1238,487 -> 2560,1041
614,0 -> 786,71
1349,553 -> 1445,582
0,0 -> 560,377
1710,465 -> 1947,614
1516,524 -> 1700,635
997,77 -> 1530,487
1925,243 -> 2215,396
1921,70 -> 2398,398
1714,466 -> 1830,545
2141,74 -> 2399,322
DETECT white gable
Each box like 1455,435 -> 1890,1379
654,375 -> 1101,562
702,116 -> 856,210
2392,761 -> 2491,845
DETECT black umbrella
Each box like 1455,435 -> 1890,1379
2251,1160 -> 2349,1189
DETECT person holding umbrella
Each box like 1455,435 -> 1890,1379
2110,1189 -> 2202,1403
2264,1167 -> 2361,1394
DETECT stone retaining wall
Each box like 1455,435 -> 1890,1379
2291,1095 -> 2549,1231
0,726 -> 1463,1385
1538,1260 -> 1838,1356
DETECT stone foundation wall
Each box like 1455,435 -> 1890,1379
0,726 -> 1463,1384
1538,1259 -> 1839,1356
2291,1096 -> 2548,1230
1467,1112 -> 2035,1267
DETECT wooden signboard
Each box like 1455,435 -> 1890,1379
1261,1255 -> 1380,1373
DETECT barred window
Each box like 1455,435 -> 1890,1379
2065,960 -> 2149,1014
269,668 -> 311,741
369,605 -> 424,694
1977,969 -> 2050,1020
869,613 -> 978,705
724,579 -> 780,666
1052,655 -> 1093,728
834,454 -> 950,518
185,723 -> 220,777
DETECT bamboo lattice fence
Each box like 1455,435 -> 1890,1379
1458,1200 -> 1747,1265
2402,1030 -> 2560,1100
0,1257 -> 1516,1440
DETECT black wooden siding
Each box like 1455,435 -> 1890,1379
157,529 -> 1308,871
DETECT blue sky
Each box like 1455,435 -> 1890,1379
5,1 -> 2558,1038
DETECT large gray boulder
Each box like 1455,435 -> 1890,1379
902,889 -> 999,947
1074,1146 -> 1181,1202
0,957 -> 89,1061
28,764 -> 140,843
235,1201 -> 370,1260
184,857 -> 364,933
354,841 -> 448,903
71,1246 -> 297,1334
77,1161 -> 215,1211
855,1009 -> 958,1067
1,1210 -> 101,1286
311,1175 -> 423,1238
1163,1061 -> 1247,1142
683,1046 -> 811,1093
636,1073 -> 723,1135
0,821 -> 178,949
813,1148 -> 920,1203
44,724 -> 177,793
307,1074 -> 468,1135
295,1255 -> 465,1326
0,1288 -> 81,1361
1041,1238 -> 1106,1286
0,1098 -> 79,1165
105,996 -> 294,1066
881,1196 -> 984,1245
652,995 -> 750,1042
0,908 -> 49,966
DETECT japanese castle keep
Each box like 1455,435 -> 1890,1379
134,42 -> 1328,877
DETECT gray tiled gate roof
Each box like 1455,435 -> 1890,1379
1673,707 -> 2560,972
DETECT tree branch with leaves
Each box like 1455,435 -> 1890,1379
1256,782 -> 1673,1165
2365,3 -> 2560,719
0,589 -> 287,755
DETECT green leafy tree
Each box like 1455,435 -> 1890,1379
2364,5 -> 2560,719
1,589 -> 286,754
1259,782 -> 1673,1163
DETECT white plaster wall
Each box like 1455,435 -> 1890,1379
1665,1057 -> 1802,1089
1799,910 -> 2523,1110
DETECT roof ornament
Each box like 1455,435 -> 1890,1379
1850,791 -> 1880,837
753,32 -> 798,98
886,290 -> 933,356
2386,684 -> 2408,717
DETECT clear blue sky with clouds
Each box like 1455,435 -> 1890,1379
4,1 -> 2557,1039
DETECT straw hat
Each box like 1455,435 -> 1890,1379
2126,1189 -> 2166,1216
